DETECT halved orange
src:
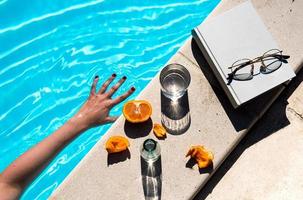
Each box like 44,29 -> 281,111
105,136 -> 130,153
123,100 -> 152,123
153,123 -> 167,138
186,145 -> 214,169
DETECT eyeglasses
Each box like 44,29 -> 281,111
227,49 -> 290,85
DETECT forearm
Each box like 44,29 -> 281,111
0,118 -> 87,189
0,74 -> 133,200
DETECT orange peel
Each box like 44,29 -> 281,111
153,123 -> 167,138
186,145 -> 214,168
105,136 -> 130,153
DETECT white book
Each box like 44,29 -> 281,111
192,1 -> 295,108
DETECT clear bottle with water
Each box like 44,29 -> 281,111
140,139 -> 162,200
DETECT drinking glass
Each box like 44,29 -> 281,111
159,63 -> 191,101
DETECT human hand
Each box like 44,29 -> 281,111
70,74 -> 135,130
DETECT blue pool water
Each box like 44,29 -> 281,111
0,0 -> 219,199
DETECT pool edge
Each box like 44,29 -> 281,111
50,0 -> 303,199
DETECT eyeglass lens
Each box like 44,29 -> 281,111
261,49 -> 282,74
231,59 -> 253,80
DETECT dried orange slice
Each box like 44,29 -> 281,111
123,100 -> 152,123
105,136 -> 130,153
186,145 -> 214,168
153,123 -> 166,138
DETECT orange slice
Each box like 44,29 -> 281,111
186,145 -> 214,168
123,100 -> 152,123
105,136 -> 130,153
153,123 -> 167,138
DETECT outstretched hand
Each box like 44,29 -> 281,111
70,74 -> 135,130
0,73 -> 135,200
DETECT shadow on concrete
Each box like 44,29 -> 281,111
124,118 -> 153,139
191,37 -> 303,199
155,132 -> 167,140
141,156 -> 162,200
191,38 -> 291,132
107,149 -> 131,166
186,157 -> 214,174
161,90 -> 191,135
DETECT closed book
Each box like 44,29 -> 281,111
192,1 -> 295,108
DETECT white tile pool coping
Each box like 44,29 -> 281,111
51,0 -> 303,199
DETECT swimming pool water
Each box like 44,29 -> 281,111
0,0 -> 220,199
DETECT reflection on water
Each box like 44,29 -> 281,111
161,91 -> 190,135
141,156 -> 162,200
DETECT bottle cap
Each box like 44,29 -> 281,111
141,138 -> 160,162
143,139 -> 157,152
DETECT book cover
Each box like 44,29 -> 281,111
192,1 -> 296,108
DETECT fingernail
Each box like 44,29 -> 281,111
131,87 -> 135,91
95,75 -> 99,79
112,73 -> 117,77
122,76 -> 127,80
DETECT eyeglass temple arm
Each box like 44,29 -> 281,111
227,73 -> 234,85
228,60 -> 254,69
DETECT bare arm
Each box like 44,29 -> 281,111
0,74 -> 135,200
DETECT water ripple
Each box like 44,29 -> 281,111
0,27 -> 59,60
0,0 -> 105,35
96,1 -> 208,16
0,47 -> 55,76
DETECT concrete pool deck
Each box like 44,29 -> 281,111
198,62 -> 303,200
51,0 -> 303,199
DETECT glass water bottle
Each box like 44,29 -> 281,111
140,139 -> 162,200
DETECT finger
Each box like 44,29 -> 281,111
89,75 -> 99,98
98,73 -> 117,94
106,76 -> 127,97
105,116 -> 119,123
111,87 -> 135,105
